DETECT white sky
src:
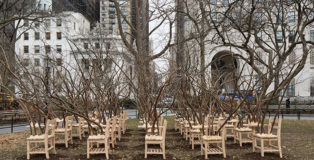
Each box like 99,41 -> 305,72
149,0 -> 175,74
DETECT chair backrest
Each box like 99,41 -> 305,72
123,111 -> 128,121
65,116 -> 74,132
162,120 -> 167,141
105,118 -> 110,136
111,116 -> 117,132
45,119 -> 56,140
218,118 -> 226,138
268,118 -> 282,136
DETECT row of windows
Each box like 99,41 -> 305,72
23,45 -> 62,54
23,58 -> 62,67
24,19 -> 62,28
24,32 -> 62,41
275,30 -> 314,43
210,0 -> 229,5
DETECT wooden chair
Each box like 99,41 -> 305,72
109,116 -> 117,148
201,119 -> 226,159
146,117 -> 164,135
174,117 -> 182,131
190,126 -> 202,149
72,117 -> 84,140
253,118 -> 282,158
55,116 -> 74,148
27,119 -> 56,160
145,120 -> 167,159
87,120 -> 110,159
225,119 -> 237,140
183,120 -> 191,141
234,127 -> 253,146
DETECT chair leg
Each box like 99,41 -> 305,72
205,143 -> 208,159
192,135 -> 194,149
234,131 -> 237,143
201,141 -> 203,155
223,140 -> 226,158
45,141 -> 49,159
252,137 -> 256,152
27,141 -> 30,160
162,142 -> 166,159
79,128 -> 82,140
278,140 -> 282,158
65,132 -> 68,148
87,140 -> 90,159
70,132 -> 73,144
261,139 -> 264,157
52,138 -> 56,154
145,142 -> 147,159
239,132 -> 242,147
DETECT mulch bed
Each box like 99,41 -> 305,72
3,118 -> 314,159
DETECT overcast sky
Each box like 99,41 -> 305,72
149,0 -> 175,74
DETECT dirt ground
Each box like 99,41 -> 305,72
1,117 -> 314,160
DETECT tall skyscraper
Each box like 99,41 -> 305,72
100,0 -> 131,35
52,0 -> 100,27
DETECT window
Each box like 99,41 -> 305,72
289,52 -> 296,64
44,19 -> 51,27
311,30 -> 314,42
310,49 -> 314,65
289,31 -> 295,43
310,11 -> 314,20
256,51 -> 263,66
210,0 -> 217,4
46,32 -> 51,40
34,45 -> 40,53
255,75 -> 263,90
223,0 -> 229,5
38,3 -> 42,10
257,32 -> 262,40
106,43 -> 111,49
34,59 -> 40,66
84,43 -> 89,49
56,58 -> 62,66
276,31 -> 283,43
24,33 -> 29,40
23,59 -> 30,66
35,32 -> 40,40
24,20 -> 29,27
95,43 -> 100,49
286,79 -> 295,97
255,12 -> 262,22
310,79 -> 314,96
35,22 -> 40,28
45,45 -> 51,53
24,46 -> 29,53
288,11 -> 295,23
82,59 -> 89,70
211,13 -> 217,22
57,32 -> 62,40
56,45 -> 62,52
56,18 -> 62,26
277,12 -> 283,23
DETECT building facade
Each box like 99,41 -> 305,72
172,0 -> 314,100
52,0 -> 100,27
100,0 -> 131,35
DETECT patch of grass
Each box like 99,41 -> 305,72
1,117 -> 314,160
